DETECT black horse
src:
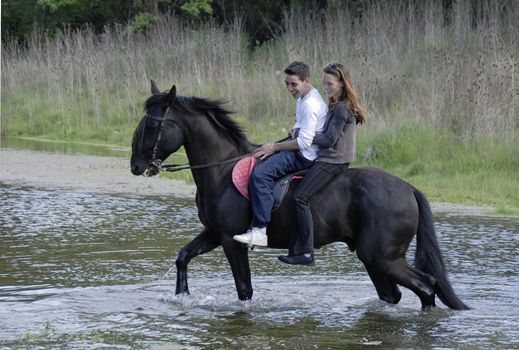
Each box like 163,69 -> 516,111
131,81 -> 469,310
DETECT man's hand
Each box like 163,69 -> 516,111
290,128 -> 299,139
253,143 -> 276,160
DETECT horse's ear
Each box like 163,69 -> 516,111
150,80 -> 160,95
166,85 -> 177,105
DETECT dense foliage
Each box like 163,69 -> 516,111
2,0 -> 300,44
4,0 -> 515,45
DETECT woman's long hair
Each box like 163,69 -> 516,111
323,63 -> 366,124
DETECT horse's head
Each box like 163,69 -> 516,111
131,80 -> 184,176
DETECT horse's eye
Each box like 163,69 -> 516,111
145,120 -> 160,131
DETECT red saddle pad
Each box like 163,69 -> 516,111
232,156 -> 257,200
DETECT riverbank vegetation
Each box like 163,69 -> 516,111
1,0 -> 518,213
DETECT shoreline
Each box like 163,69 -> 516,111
0,148 -> 195,198
0,148 -> 501,217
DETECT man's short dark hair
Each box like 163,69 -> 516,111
284,61 -> 310,81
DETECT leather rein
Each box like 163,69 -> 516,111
143,107 -> 254,173
142,106 -> 289,173
158,153 -> 253,173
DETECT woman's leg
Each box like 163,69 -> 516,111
281,162 -> 347,264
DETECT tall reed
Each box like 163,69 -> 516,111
1,0 -> 517,144
281,0 -> 518,140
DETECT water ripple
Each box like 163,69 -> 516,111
1,184 -> 518,349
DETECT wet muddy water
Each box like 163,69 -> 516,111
1,182 -> 518,349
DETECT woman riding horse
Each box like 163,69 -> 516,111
130,80 -> 469,310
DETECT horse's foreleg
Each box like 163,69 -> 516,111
175,229 -> 219,295
222,237 -> 253,300
367,269 -> 402,304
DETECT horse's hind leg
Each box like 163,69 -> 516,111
367,269 -> 402,304
222,236 -> 253,300
356,222 -> 436,309
381,258 -> 437,309
175,229 -> 219,295
358,245 -> 436,309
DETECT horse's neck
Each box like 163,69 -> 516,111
184,141 -> 240,166
182,122 -> 250,194
185,145 -> 239,196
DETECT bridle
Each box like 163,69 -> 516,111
150,115 -> 169,171
139,106 -> 254,174
137,106 -> 172,171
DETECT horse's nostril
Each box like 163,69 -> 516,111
131,164 -> 139,174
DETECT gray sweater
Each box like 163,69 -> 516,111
313,102 -> 357,164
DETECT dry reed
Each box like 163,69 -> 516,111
1,0 -> 517,142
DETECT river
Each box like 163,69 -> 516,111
0,139 -> 518,349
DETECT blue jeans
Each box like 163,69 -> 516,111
249,151 -> 314,228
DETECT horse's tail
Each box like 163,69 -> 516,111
413,189 -> 470,310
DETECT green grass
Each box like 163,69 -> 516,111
354,124 -> 519,214
1,86 -> 138,144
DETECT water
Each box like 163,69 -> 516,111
0,137 -> 130,158
1,184 -> 518,349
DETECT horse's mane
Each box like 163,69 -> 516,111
144,94 -> 251,153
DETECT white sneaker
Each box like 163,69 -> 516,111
233,227 -> 268,246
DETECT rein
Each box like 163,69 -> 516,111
158,153 -> 254,173
158,136 -> 291,172
143,105 -> 253,173
142,103 -> 290,173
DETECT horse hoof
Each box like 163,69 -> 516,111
381,291 -> 402,305
420,291 -> 436,310
421,303 -> 436,311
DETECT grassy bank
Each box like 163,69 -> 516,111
1,0 -> 518,213
357,125 -> 519,215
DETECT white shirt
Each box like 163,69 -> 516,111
293,88 -> 328,161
